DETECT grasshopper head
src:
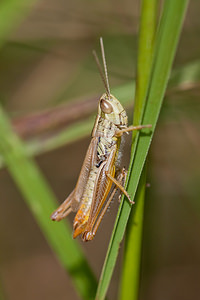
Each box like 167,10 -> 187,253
98,93 -> 128,127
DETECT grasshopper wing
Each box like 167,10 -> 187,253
82,144 -> 117,240
51,137 -> 98,221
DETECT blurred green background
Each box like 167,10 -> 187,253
0,0 -> 200,299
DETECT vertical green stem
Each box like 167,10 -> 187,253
119,164 -> 147,300
133,0 -> 158,125
119,1 -> 158,299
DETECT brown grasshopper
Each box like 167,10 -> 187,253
51,38 -> 151,241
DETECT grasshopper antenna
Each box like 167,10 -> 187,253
92,37 -> 111,96
100,37 -> 110,96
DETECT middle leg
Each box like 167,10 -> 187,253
106,169 -> 134,204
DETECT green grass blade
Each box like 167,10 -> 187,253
95,1 -> 189,299
133,0 -> 158,125
119,0 -> 158,299
0,105 -> 97,300
119,164 -> 147,300
128,0 -> 189,194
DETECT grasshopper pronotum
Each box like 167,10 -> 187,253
51,38 -> 151,241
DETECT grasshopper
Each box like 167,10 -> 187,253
51,38 -> 151,241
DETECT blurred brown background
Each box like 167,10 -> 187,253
0,0 -> 200,299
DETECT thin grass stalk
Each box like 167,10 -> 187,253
119,0 -> 158,299
119,163 -> 147,300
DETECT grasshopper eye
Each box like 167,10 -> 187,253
100,99 -> 113,114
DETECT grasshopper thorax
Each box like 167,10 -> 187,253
98,93 -> 128,128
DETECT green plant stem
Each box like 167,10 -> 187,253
95,1 -> 189,300
120,164 -> 147,300
0,105 -> 97,300
133,0 -> 158,125
119,0 -> 158,299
